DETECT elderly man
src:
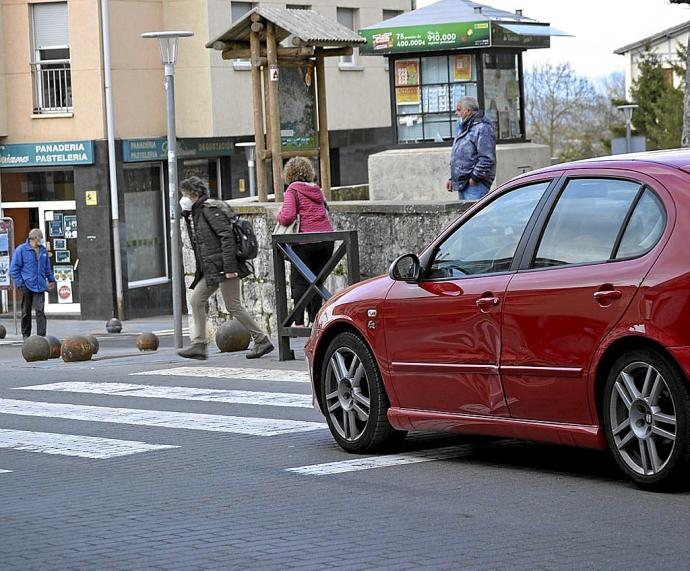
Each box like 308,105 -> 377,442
10,228 -> 56,339
446,95 -> 496,201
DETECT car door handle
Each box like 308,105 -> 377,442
476,296 -> 500,312
593,290 -> 622,302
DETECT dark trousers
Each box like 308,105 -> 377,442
290,241 -> 334,326
21,290 -> 46,338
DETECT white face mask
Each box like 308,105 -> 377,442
179,196 -> 194,211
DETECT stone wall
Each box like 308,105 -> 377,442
368,142 -> 551,201
182,200 -> 471,341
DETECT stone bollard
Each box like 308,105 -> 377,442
61,335 -> 94,362
216,320 -> 251,353
45,336 -> 62,359
22,336 -> 51,362
136,332 -> 159,352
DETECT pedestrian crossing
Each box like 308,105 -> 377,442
0,364 -> 464,476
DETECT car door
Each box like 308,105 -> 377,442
501,173 -> 669,424
383,179 -> 553,416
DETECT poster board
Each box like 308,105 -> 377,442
0,218 -> 14,289
279,64 -> 317,151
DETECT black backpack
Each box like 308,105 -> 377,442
232,216 -> 258,261
204,199 -> 258,261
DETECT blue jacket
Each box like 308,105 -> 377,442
10,241 -> 56,292
450,111 -> 496,191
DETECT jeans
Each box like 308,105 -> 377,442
20,289 -> 46,338
459,181 -> 490,201
189,276 -> 267,346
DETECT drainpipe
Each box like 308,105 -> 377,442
100,0 -> 125,320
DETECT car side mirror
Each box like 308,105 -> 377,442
389,254 -> 421,283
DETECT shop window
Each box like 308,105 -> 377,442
31,2 -> 72,114
394,54 -> 477,143
123,164 -> 168,286
337,8 -> 359,68
483,52 -> 522,140
182,159 -> 220,199
1,170 -> 75,202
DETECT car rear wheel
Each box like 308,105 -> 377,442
320,331 -> 406,453
603,349 -> 690,490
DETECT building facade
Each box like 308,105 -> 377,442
0,0 -> 409,320
615,21 -> 690,99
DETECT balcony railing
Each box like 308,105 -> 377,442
30,60 -> 72,114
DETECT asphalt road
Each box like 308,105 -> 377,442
2,336 -> 690,569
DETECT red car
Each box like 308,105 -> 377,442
305,149 -> 690,489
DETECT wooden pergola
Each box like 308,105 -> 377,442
207,7 -> 366,202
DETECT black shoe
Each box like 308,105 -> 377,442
246,337 -> 274,359
177,343 -> 207,360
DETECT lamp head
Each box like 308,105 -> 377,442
141,31 -> 194,66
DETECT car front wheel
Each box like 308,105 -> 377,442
320,331 -> 406,453
603,349 -> 690,489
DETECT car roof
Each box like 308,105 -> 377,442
520,148 -> 690,179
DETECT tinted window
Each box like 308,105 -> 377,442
428,181 -> 549,278
615,189 -> 666,259
533,178 -> 641,268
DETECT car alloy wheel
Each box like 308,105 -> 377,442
320,332 -> 406,453
604,349 -> 690,489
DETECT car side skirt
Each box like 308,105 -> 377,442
388,408 -> 607,450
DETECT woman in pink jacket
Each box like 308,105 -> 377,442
276,156 -> 333,327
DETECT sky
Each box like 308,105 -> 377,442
415,0 -> 690,79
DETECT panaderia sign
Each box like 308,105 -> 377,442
0,140 -> 94,167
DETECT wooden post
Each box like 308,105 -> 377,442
265,22 -> 284,202
316,52 -> 331,200
249,28 -> 268,202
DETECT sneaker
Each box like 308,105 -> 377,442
177,343 -> 207,360
246,337 -> 274,359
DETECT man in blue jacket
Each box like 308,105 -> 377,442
446,96 -> 496,201
10,228 -> 56,338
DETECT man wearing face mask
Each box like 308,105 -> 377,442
446,95 -> 496,201
177,176 -> 274,360
10,228 -> 56,339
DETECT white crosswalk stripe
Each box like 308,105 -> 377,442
0,428 -> 178,458
18,382 -> 313,408
0,469 -> 11,474
131,366 -> 310,384
0,398 -> 324,436
286,446 -> 467,476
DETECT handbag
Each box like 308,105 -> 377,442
273,190 -> 301,234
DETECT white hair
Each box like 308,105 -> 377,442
459,96 -> 479,111
28,228 -> 43,241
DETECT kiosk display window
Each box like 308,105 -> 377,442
482,52 -> 522,140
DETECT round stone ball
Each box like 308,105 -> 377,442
21,335 -> 51,362
0,323 -> 6,339
137,332 -> 159,352
86,334 -> 99,355
61,335 -> 94,362
216,320 -> 251,353
45,335 -> 62,359
106,318 -> 122,334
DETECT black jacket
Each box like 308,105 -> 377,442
187,197 -> 249,288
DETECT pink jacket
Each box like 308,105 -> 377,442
277,181 -> 333,233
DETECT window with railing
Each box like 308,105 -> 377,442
31,2 -> 72,114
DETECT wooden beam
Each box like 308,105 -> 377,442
316,54 -> 331,200
316,46 -> 354,58
283,149 -> 320,159
266,22 -> 284,202
250,29 -> 268,202
222,46 -> 314,59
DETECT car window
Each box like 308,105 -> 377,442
532,178 -> 641,268
427,181 -> 550,279
615,189 -> 666,259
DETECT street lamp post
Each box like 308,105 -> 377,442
236,142 -> 257,197
617,104 -> 639,154
142,30 -> 194,349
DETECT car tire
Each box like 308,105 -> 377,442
320,331 -> 406,453
603,348 -> 690,490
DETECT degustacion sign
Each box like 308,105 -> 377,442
360,21 -> 490,55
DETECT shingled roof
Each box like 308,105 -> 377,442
206,7 -> 366,49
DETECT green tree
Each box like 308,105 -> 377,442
629,48 -> 683,150
669,0 -> 690,146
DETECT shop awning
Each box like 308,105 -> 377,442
497,24 -> 571,37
